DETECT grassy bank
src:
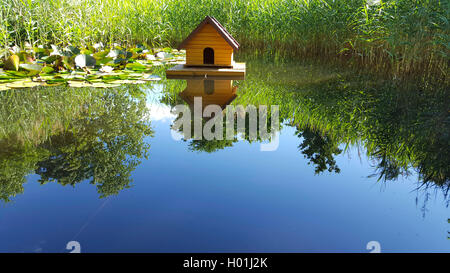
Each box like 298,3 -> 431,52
1,0 -> 448,81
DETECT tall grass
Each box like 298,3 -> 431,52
0,0 -> 448,81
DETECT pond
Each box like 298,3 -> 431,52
0,55 -> 448,252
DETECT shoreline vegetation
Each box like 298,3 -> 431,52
1,0 -> 448,82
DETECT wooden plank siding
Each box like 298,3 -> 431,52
185,23 -> 234,67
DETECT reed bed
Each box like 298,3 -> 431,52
0,0 -> 448,81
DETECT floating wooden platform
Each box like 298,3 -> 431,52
166,62 -> 245,79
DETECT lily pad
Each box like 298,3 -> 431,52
0,45 -> 184,91
41,55 -> 59,64
125,62 -> 147,71
41,66 -> 55,74
4,55 -> 20,71
91,82 -> 121,88
5,70 -> 32,77
99,66 -> 114,73
65,46 -> 81,56
74,54 -> 96,68
156,52 -> 172,59
20,64 -> 43,73
94,50 -> 110,59
6,80 -> 41,89
0,85 -> 11,91
68,81 -> 92,88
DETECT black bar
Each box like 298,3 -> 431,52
0,253 -> 447,271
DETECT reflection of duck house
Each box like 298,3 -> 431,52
166,16 -> 245,78
180,79 -> 238,110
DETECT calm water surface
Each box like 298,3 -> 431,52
0,57 -> 448,252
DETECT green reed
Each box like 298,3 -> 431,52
0,0 -> 448,81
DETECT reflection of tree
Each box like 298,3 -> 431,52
172,110 -> 238,153
296,127 -> 342,174
188,139 -> 236,153
0,141 -> 48,202
171,109 -> 276,153
0,86 -> 153,202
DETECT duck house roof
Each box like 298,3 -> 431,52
177,16 -> 240,51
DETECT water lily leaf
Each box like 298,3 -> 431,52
74,54 -> 96,68
101,74 -> 127,82
65,45 -> 80,55
0,84 -> 11,91
62,74 -> 86,80
20,63 -> 43,73
41,66 -> 55,74
99,66 -> 114,73
68,81 -> 92,88
4,55 -> 20,71
46,77 -> 67,84
93,50 -> 110,60
113,58 -> 127,64
126,62 -> 146,71
96,57 -> 113,65
107,50 -> 121,59
151,61 -> 163,66
156,52 -> 173,59
7,80 -> 41,89
41,81 -> 64,87
41,55 -> 59,64
107,49 -> 132,59
5,70 -> 31,77
105,79 -> 146,85
86,74 -> 101,81
92,82 -> 121,88
126,72 -> 145,78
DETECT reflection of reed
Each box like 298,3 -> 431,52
0,88 -> 91,145
230,59 -> 449,192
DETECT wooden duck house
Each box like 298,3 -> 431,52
166,16 -> 245,78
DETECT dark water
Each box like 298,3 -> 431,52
0,58 -> 448,252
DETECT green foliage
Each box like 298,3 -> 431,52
0,0 -> 447,81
